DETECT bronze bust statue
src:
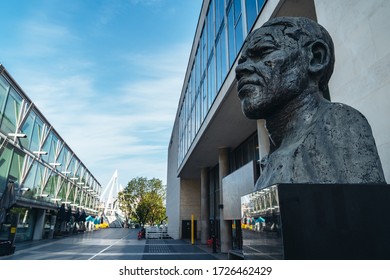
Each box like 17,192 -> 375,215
235,17 -> 386,189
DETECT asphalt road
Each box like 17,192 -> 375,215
0,228 -> 224,260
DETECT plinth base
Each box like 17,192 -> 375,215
241,184 -> 390,259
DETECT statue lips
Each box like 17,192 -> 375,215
237,78 -> 264,100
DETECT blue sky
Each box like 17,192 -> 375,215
0,0 -> 202,188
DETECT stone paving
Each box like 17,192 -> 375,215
0,228 -> 228,260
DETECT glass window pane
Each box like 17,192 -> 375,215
50,134 -> 59,164
8,148 -> 25,186
216,36 -> 222,90
0,76 -> 10,117
234,0 -> 242,22
245,0 -> 257,31
20,112 -> 35,149
207,55 -> 216,107
69,185 -> 75,204
228,6 -> 235,67
56,147 -> 65,173
197,92 -> 201,132
0,144 -> 13,193
235,17 -> 244,54
1,88 -> 23,134
22,161 -> 37,199
41,132 -> 53,163
30,115 -> 44,153
257,0 -> 266,11
215,0 -> 225,32
69,156 -> 77,177
46,173 -> 58,197
202,78 -> 207,119
220,27 -> 228,79
58,179 -> 67,201
216,26 -> 227,91
195,48 -> 200,94
202,30 -> 207,75
207,0 -> 214,58
61,146 -> 70,172
33,163 -> 44,197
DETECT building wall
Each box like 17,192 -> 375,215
222,161 -> 256,220
180,178 -> 201,238
315,0 -> 390,182
166,122 -> 181,239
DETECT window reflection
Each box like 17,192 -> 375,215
241,185 -> 280,233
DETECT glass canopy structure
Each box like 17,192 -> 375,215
0,64 -> 101,214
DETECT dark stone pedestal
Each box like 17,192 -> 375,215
0,240 -> 12,256
241,184 -> 390,260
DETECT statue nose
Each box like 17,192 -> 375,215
236,59 -> 255,80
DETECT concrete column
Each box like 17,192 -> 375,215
200,167 -> 210,244
257,119 -> 270,161
219,147 -> 232,253
33,209 -> 46,241
49,216 -> 57,239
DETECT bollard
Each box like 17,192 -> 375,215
212,234 -> 217,253
7,213 -> 19,255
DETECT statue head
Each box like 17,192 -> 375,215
235,17 -> 335,119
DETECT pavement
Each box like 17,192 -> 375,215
0,228 -> 229,260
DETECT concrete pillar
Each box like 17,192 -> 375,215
49,216 -> 57,239
200,167 -> 210,244
219,147 -> 232,253
33,209 -> 46,241
257,119 -> 270,161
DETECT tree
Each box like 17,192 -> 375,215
118,177 -> 166,226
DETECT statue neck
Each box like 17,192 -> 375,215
266,90 -> 324,152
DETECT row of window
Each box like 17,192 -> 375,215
178,0 -> 266,166
0,71 -> 101,212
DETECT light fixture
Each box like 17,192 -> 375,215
20,187 -> 30,192
33,151 -> 48,155
8,133 -> 27,138
70,177 -> 78,180
61,171 -> 71,174
39,194 -> 49,198
49,162 -> 61,166
51,198 -> 61,202
63,201 -> 71,204
70,203 -> 78,206
77,182 -> 85,185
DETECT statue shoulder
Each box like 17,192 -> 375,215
321,101 -> 372,130
304,100 -> 386,184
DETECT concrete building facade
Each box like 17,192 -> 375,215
167,0 -> 390,252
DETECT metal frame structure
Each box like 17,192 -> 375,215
0,64 -> 101,215
99,170 -> 123,217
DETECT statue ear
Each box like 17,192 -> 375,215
308,40 -> 330,75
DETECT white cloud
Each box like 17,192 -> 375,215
1,5 -> 195,188
17,20 -> 79,58
14,42 -> 191,186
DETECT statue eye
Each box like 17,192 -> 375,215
248,45 -> 276,59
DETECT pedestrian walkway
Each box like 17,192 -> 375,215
0,228 -> 228,260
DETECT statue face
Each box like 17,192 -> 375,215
236,26 -> 309,119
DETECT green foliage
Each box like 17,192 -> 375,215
118,177 -> 166,226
